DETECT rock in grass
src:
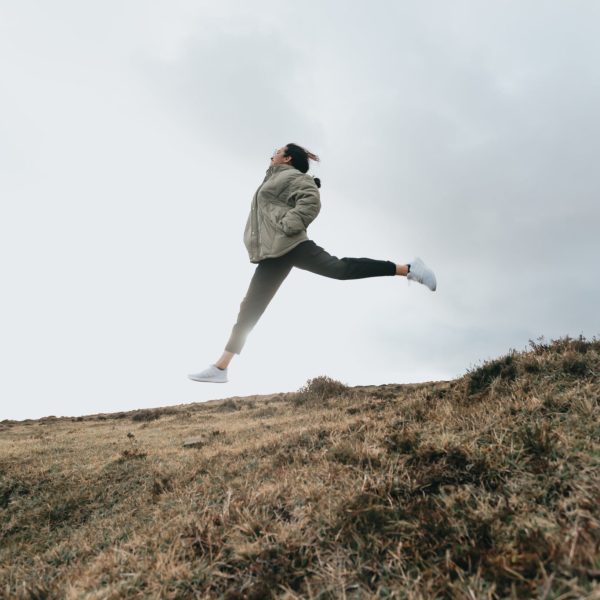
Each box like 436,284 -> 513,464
183,436 -> 205,449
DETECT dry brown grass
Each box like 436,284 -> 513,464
1,336 -> 599,599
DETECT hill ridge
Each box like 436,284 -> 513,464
1,336 -> 599,598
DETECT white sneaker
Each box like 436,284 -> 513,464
407,257 -> 437,291
188,364 -> 228,383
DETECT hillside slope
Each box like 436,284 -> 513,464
1,337 -> 599,599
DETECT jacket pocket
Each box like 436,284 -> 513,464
266,204 -> 288,230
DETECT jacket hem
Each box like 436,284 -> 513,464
249,237 -> 309,263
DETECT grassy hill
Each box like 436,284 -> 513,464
1,337 -> 599,599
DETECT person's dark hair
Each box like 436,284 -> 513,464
284,143 -> 321,188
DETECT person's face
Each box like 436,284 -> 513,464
271,146 -> 292,166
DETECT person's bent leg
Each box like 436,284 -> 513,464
222,256 -> 293,358
289,240 -> 397,280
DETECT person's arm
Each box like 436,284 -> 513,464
279,177 -> 321,236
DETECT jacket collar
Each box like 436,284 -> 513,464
265,164 -> 295,178
272,164 -> 294,173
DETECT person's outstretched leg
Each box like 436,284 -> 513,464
189,256 -> 293,382
288,240 -> 397,279
287,240 -> 436,289
223,256 -> 293,356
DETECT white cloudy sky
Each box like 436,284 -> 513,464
1,1 -> 599,421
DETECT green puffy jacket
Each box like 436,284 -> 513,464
244,164 -> 321,263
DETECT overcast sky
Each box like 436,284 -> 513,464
1,1 -> 599,421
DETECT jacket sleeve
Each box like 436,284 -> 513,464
279,176 -> 321,236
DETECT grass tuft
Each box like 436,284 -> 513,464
290,374 -> 349,406
468,352 -> 518,395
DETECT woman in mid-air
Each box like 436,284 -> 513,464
189,143 -> 436,383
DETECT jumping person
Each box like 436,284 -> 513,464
188,143 -> 436,383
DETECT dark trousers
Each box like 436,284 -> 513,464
225,240 -> 396,354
